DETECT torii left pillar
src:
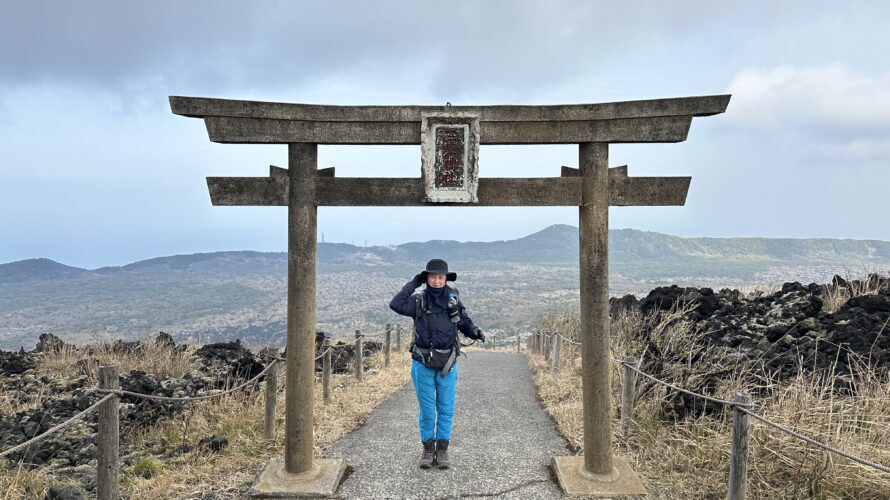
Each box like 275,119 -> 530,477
249,143 -> 346,497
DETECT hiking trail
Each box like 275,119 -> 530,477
326,351 -> 569,499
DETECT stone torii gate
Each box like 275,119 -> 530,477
171,94 -> 729,497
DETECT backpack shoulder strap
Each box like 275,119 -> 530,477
414,292 -> 422,319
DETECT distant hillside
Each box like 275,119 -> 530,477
0,258 -> 92,283
609,229 -> 890,262
3,226 -> 890,350
4,225 -> 890,284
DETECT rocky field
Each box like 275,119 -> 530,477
2,274 -> 888,497
607,273 -> 890,416
532,274 -> 890,498
0,332 -> 377,498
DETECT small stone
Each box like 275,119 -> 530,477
197,434 -> 228,453
78,444 -> 96,459
35,333 -> 68,353
44,487 -> 83,500
47,458 -> 70,468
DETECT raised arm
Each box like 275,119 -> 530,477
390,274 -> 423,318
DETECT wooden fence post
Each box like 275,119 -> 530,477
544,331 -> 552,362
728,392 -> 752,500
354,330 -> 364,382
264,348 -> 278,440
517,334 -> 521,353
384,323 -> 391,367
539,331 -> 546,356
620,356 -> 637,433
396,324 -> 402,352
97,365 -> 119,500
322,339 -> 332,403
550,333 -> 562,377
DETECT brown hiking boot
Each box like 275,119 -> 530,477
435,439 -> 450,469
419,439 -> 435,469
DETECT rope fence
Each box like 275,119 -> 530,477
521,333 -> 889,498
554,331 -> 580,345
738,407 -> 890,475
96,359 -> 279,403
606,355 -> 890,498
0,394 -> 115,459
0,324 -> 411,499
615,356 -> 741,408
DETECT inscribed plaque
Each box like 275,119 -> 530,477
421,112 -> 480,203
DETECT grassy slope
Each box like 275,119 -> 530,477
0,345 -> 411,499
529,302 -> 890,498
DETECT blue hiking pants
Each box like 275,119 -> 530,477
411,359 -> 457,442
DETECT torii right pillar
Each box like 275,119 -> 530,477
553,139 -> 646,496
580,141 -> 614,475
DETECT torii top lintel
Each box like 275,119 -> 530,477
170,95 -> 730,207
169,95 -> 729,145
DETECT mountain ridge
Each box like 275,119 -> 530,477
3,225 -> 890,284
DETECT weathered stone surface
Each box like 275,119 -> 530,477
35,333 -> 68,353
420,112 -> 480,203
0,348 -> 36,375
248,457 -> 345,498
197,434 -> 228,454
208,175 -> 691,207
206,176 -> 287,206
194,339 -> 264,379
170,94 -> 731,122
153,331 -> 176,349
552,455 -> 648,497
44,486 -> 84,500
202,114 -> 695,144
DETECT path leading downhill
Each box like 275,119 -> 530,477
326,351 -> 569,499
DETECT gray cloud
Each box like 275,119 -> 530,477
4,0 -> 890,267
2,0 -> 841,99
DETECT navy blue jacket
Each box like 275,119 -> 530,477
389,280 -> 481,350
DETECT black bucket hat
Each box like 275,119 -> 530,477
420,258 -> 457,282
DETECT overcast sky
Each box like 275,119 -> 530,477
2,1 -> 889,268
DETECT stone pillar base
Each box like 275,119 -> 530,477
248,458 -> 345,498
552,456 -> 648,497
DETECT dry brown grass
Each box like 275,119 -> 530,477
821,272 -> 887,314
1,336 -> 195,417
530,308 -> 890,499
0,463 -> 98,500
35,336 -> 196,385
0,377 -> 52,416
1,345 -> 410,499
121,349 -> 411,499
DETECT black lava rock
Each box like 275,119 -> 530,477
0,349 -> 36,375
44,487 -> 83,500
194,339 -> 264,379
197,435 -> 228,453
35,333 -> 68,353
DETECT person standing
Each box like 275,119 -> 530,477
389,258 -> 485,469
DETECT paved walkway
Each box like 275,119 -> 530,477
326,351 -> 569,499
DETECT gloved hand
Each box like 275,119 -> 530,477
411,273 -> 424,287
472,326 -> 485,343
